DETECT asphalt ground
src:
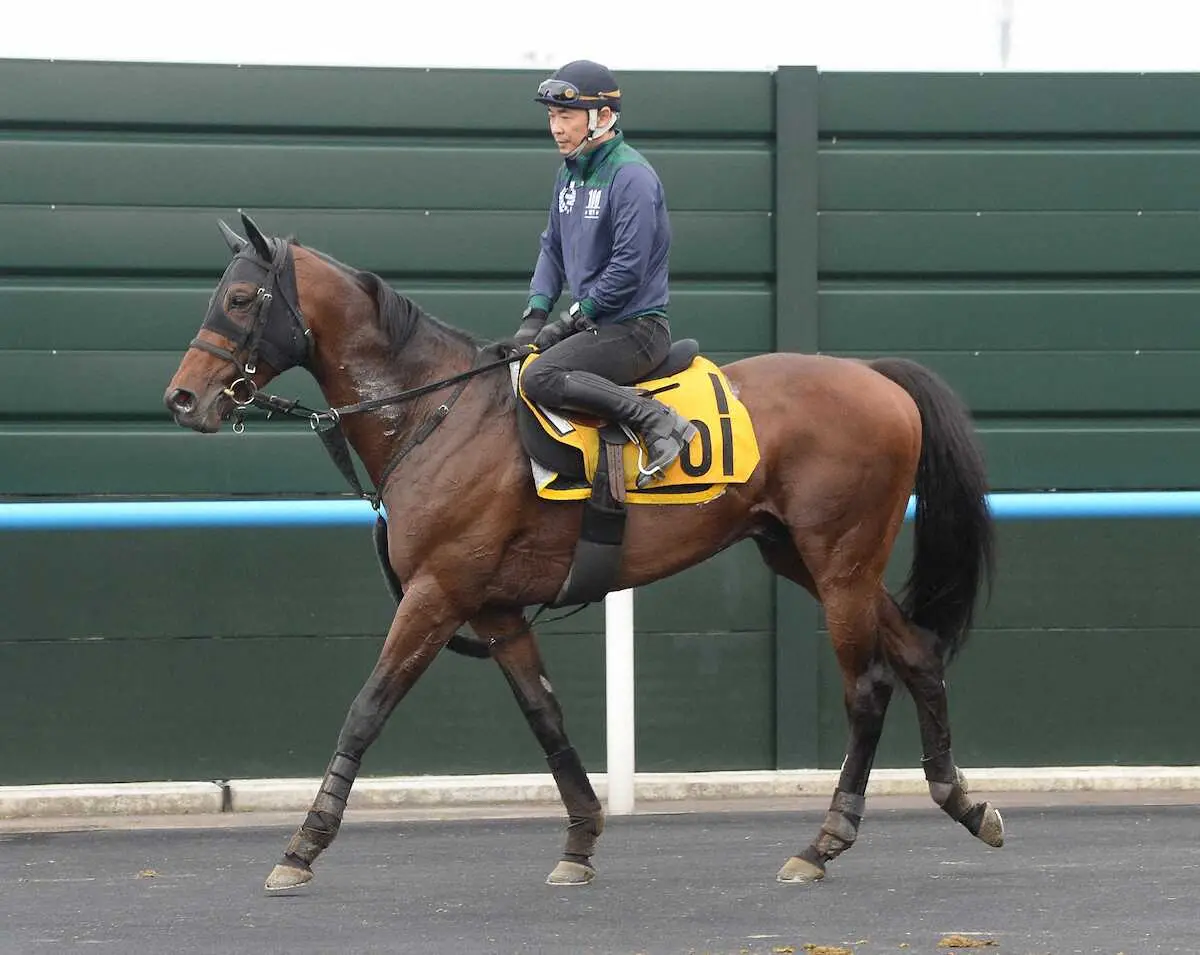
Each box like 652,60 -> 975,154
1,793 -> 1198,955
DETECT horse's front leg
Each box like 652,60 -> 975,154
473,609 -> 605,886
265,577 -> 466,891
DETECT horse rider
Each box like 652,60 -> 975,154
513,59 -> 697,489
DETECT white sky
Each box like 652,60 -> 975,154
3,0 -> 1200,72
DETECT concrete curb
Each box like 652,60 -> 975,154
3,766 -> 1200,820
0,781 -> 224,819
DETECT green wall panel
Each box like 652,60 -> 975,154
0,61 -> 774,137
0,528 -> 395,641
979,423 -> 1200,492
0,281 -> 773,352
821,147 -> 1200,212
0,353 -> 326,420
0,630 -> 775,785
816,629 -> 1200,769
0,530 -> 774,783
815,72 -> 1200,507
0,428 -> 355,496
819,72 -> 1200,135
812,520 -> 1200,768
0,140 -> 772,213
820,212 -> 1200,277
0,206 -> 772,279
0,531 -> 769,643
827,351 -> 1200,415
819,285 -> 1200,352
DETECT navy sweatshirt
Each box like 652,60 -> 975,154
527,132 -> 671,323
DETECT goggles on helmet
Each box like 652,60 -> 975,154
536,78 -> 617,105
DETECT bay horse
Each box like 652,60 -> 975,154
164,213 -> 1001,892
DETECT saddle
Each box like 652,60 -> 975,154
511,339 -> 760,607
516,339 -> 699,489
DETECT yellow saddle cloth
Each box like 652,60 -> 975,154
515,353 -> 761,505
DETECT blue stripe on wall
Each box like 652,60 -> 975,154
1,492 -> 1200,530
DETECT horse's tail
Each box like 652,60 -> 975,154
868,358 -> 994,663
372,515 -> 492,659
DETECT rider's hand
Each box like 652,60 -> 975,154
533,315 -> 576,351
513,307 -> 548,348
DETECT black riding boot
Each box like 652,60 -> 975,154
558,371 -> 698,488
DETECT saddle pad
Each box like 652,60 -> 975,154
514,353 -> 761,505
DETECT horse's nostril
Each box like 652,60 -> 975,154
167,388 -> 196,414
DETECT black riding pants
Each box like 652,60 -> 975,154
522,315 -> 671,409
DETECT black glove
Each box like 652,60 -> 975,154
533,314 -> 578,351
513,307 -> 548,348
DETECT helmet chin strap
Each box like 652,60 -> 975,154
565,108 -> 620,160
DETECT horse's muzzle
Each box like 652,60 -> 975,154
165,387 -> 196,416
164,386 -> 222,433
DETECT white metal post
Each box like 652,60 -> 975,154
604,588 -> 636,815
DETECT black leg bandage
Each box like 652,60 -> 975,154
284,752 -> 361,866
547,747 -> 604,860
923,749 -> 973,823
805,789 -> 866,865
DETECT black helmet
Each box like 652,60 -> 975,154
534,60 -> 621,112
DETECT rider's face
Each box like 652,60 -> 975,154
547,106 -> 614,155
548,107 -> 589,154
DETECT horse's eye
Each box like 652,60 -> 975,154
227,292 -> 253,310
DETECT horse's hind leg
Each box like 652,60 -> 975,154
755,535 -> 897,883
473,608 -> 604,886
877,597 -> 1004,849
775,580 -> 897,884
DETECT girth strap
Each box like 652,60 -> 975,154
552,434 -> 629,607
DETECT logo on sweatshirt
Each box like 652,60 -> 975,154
584,189 -> 603,220
558,180 -> 577,215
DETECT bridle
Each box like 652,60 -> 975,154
192,236 -> 525,499
188,237 -> 313,419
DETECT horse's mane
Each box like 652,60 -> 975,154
291,240 -> 480,357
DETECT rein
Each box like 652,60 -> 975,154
229,348 -> 526,507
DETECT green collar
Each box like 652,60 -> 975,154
566,131 -> 624,181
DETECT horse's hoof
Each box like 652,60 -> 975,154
776,855 -> 825,884
264,861 -> 314,892
975,802 -> 1005,848
546,860 -> 596,886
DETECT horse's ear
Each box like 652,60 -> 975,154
239,210 -> 273,261
217,218 -> 248,254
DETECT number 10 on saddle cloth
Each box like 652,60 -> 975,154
515,353 -> 761,505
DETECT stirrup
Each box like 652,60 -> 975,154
634,421 -> 698,490
635,445 -> 660,487
623,425 -> 665,486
